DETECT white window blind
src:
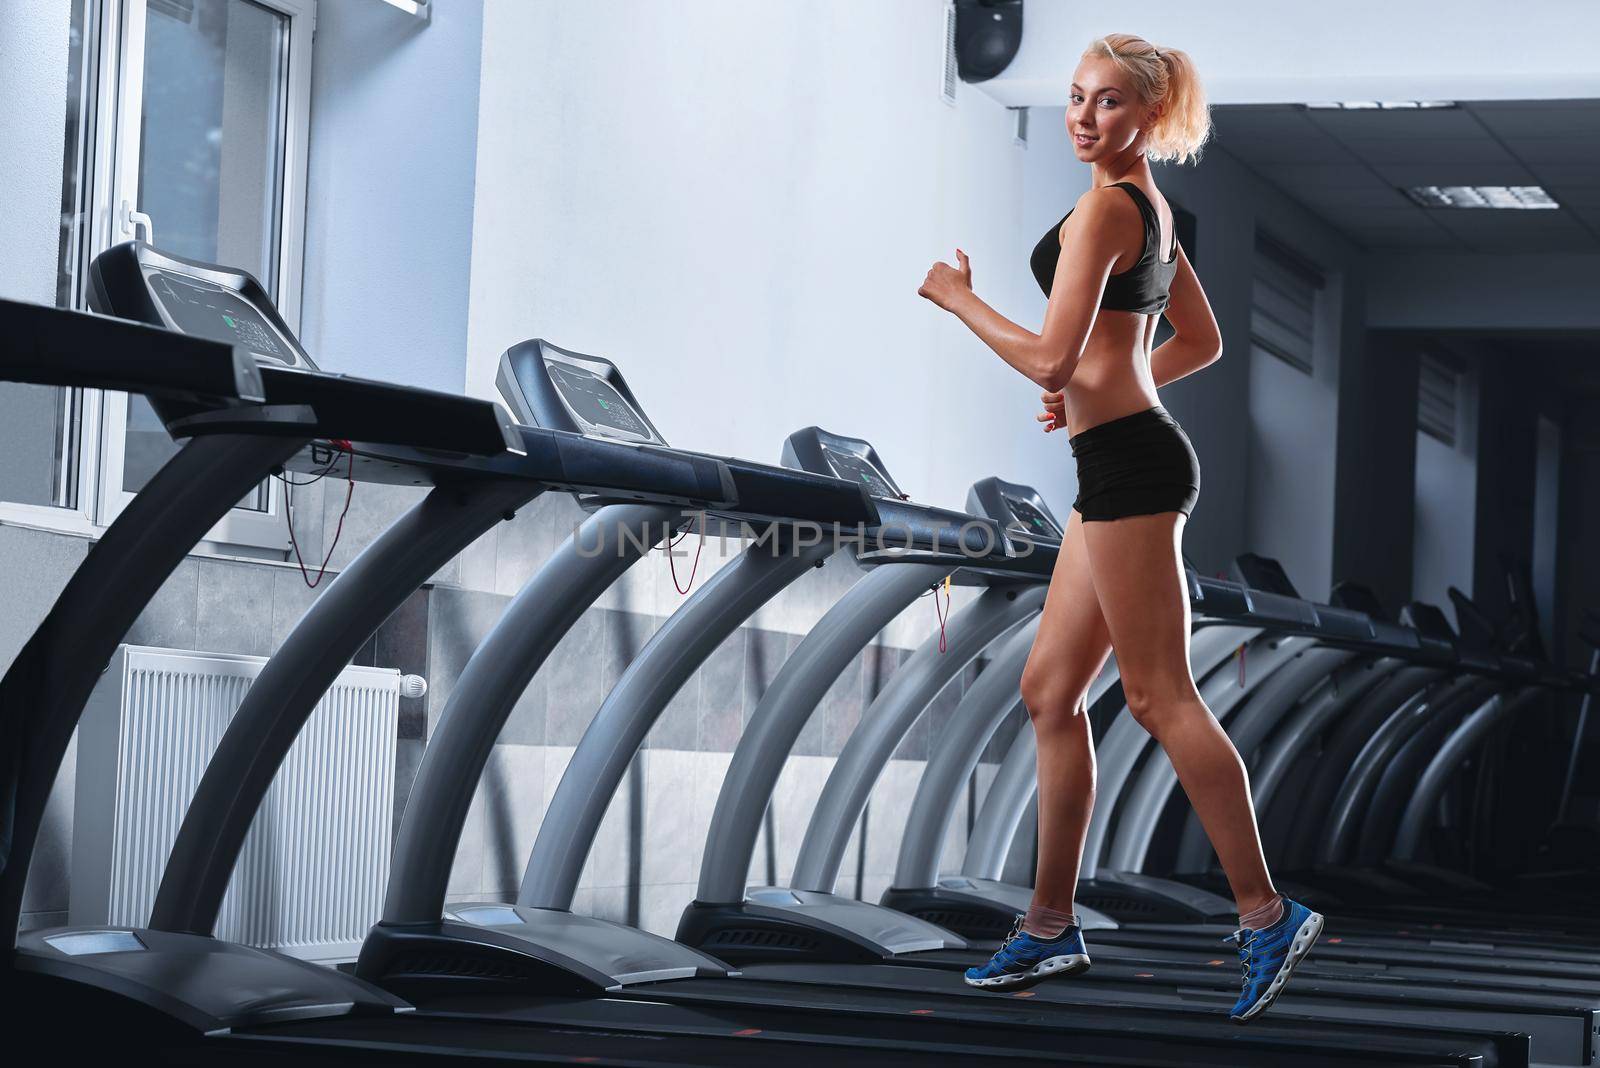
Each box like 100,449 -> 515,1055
1418,353 -> 1460,446
1250,234 -> 1324,375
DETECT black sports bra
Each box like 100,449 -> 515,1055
1030,181 -> 1179,314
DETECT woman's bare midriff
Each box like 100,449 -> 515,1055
1061,309 -> 1162,438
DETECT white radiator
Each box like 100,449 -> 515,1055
72,645 -> 403,962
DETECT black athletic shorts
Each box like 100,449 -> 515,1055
1068,405 -> 1201,521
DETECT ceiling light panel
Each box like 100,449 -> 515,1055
1403,185 -> 1561,209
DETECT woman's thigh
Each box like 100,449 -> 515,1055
1021,508 -> 1114,711
1079,511 -> 1197,702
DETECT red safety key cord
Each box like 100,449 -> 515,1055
286,439 -> 355,589
668,512 -> 704,595
934,574 -> 952,653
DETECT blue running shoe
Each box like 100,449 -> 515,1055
1227,897 -> 1324,1022
964,914 -> 1091,990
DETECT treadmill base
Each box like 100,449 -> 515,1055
880,877 -> 1119,939
678,888 -> 966,964
357,906 -> 733,999
1074,872 -> 1237,924
13,925 -> 406,1034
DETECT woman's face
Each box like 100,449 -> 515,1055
1065,56 -> 1151,160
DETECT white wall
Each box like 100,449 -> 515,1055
984,0 -> 1600,106
0,0 -> 71,304
298,0 -> 485,391
463,0 -> 1364,575
466,0 -> 1068,514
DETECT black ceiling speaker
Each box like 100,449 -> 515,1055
955,1 -> 1023,83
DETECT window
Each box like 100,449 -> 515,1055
1417,352 -> 1460,447
1250,233 -> 1324,375
0,0 -> 314,551
0,0 -> 101,528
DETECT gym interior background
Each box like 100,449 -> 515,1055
1,0 -> 1596,945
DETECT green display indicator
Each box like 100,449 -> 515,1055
222,315 -> 236,328
599,399 -> 611,409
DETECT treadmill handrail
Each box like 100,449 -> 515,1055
248,365 -> 523,457
1,297 -> 263,404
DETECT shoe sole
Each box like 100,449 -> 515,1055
1231,910 -> 1324,1023
964,953 -> 1092,991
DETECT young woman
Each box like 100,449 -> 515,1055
916,32 -> 1322,1023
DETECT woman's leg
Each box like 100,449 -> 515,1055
1018,508 -> 1115,918
1079,511 -> 1277,916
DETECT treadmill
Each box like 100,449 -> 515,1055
346,349 -> 1538,1068
938,562 -> 1600,1004
75,295 -> 1198,1066
723,545 -> 1600,1065
848,565 -> 1600,1063
71,255 -> 1436,1066
0,276 -> 1543,1065
787,479 -> 1113,938
0,274 -> 534,1046
1209,564 -> 1596,944
9,250 -> 1029,1065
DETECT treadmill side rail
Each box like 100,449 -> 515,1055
0,297 -> 263,404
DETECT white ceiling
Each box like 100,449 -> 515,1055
1212,100 -> 1600,253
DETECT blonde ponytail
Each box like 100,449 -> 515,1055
1088,33 -> 1212,166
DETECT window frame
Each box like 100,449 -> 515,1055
0,0 -> 316,554
98,0 -> 316,549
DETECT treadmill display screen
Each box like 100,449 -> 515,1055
545,359 -> 656,443
821,444 -> 897,499
1003,494 -> 1061,538
145,268 -> 298,366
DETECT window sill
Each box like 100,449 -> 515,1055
0,506 -> 343,576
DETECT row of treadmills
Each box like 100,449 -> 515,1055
2,241 -> 1598,1066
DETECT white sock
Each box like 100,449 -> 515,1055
1239,893 -> 1284,931
1021,902 -> 1078,939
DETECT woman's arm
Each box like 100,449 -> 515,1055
1150,241 -> 1223,387
919,189 -> 1127,392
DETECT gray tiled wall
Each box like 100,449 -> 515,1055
9,487 -> 1029,940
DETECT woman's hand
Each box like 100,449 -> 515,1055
1037,390 -> 1067,433
917,249 -> 973,311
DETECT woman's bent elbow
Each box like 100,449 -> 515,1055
1039,360 -> 1076,392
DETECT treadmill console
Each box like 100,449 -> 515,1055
1447,586 -> 1500,652
1329,581 -> 1392,622
90,242 -> 316,371
145,272 -> 300,367
497,339 -> 668,447
966,476 -> 1063,543
1230,553 -> 1301,599
87,241 -> 523,470
781,427 -> 905,501
1402,601 -> 1459,642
